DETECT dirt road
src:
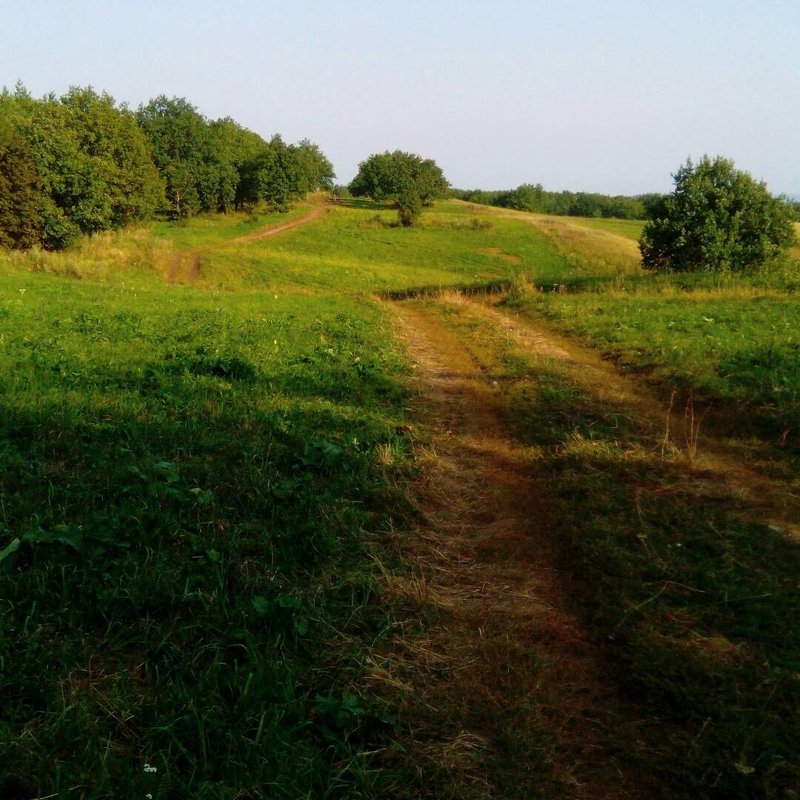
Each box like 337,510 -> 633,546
380,291 -> 800,798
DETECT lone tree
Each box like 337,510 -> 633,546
639,156 -> 795,272
349,150 -> 448,226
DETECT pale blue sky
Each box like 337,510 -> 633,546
2,0 -> 798,195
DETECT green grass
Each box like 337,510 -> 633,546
3,198 -> 800,797
150,204 -> 314,249
196,202 -> 569,293
1,200 -> 560,798
0,260 -> 417,797
511,272 -> 800,442
567,216 -> 646,241
508,212 -> 800,446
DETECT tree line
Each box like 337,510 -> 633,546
451,183 -> 663,220
0,84 -> 334,250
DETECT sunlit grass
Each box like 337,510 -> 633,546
3,195 -> 799,797
197,201 -> 569,293
568,216 -> 645,241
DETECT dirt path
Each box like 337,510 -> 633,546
381,291 -> 800,798
446,294 -> 800,538
165,205 -> 329,283
384,301 -> 656,799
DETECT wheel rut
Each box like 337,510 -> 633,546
383,301 -> 655,799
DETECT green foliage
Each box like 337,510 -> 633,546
0,122 -> 42,248
0,86 -> 163,248
293,138 -> 336,193
396,188 -> 423,227
349,150 -> 449,226
3,196 -> 800,797
193,200 -> 566,293
0,84 -> 333,247
518,283 -> 800,443
454,183 -> 653,220
640,156 -> 796,272
136,96 -> 229,218
136,98 -> 333,217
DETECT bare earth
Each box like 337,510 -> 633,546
166,205 -> 328,283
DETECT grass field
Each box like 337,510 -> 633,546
194,202 -> 569,294
510,263 -> 800,445
0,270 -> 416,797
1,199 -> 799,798
568,216 -> 645,240
1,201 -> 566,798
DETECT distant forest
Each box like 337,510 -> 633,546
452,184 -> 664,220
0,84 -> 334,250
454,182 -> 800,222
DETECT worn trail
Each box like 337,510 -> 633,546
166,204 -> 329,283
457,295 -> 800,537
383,300 -> 654,799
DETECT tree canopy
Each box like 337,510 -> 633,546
0,84 -> 335,249
639,156 -> 796,272
349,151 -> 449,226
1,85 -> 163,248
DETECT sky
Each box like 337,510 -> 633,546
2,0 -> 798,195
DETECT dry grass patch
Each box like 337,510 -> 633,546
477,246 -> 522,265
526,214 -> 642,275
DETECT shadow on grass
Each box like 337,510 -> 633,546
501,361 -> 800,799
334,197 -> 395,211
0,391 -> 412,799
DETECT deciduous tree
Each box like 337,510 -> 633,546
640,156 -> 795,272
349,151 -> 448,225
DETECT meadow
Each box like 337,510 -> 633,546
0,268 -> 414,798
508,238 -> 800,446
0,201 -> 560,798
1,199 -> 799,798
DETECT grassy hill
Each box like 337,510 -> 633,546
1,199 -> 799,799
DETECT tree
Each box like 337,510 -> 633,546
0,122 -> 42,249
639,156 -> 796,272
293,139 -> 335,193
349,151 -> 448,226
237,135 -> 302,212
0,85 -> 163,248
59,87 -> 163,231
136,96 -> 212,218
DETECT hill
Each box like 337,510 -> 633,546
1,198 -> 799,799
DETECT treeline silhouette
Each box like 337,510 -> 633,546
452,183 -> 662,220
0,84 -> 334,250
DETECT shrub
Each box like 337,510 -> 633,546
639,156 -> 795,272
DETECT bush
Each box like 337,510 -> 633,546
639,156 -> 795,272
